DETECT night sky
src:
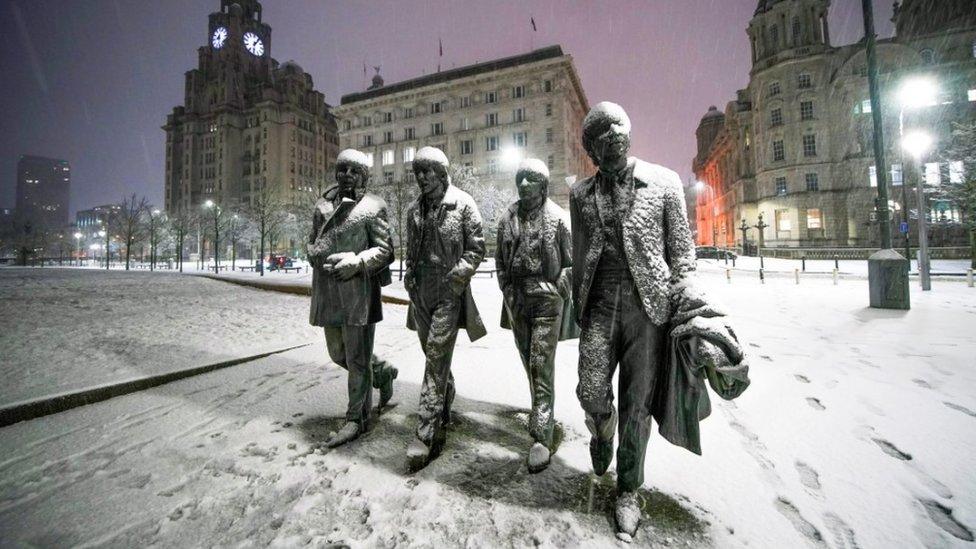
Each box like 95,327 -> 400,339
0,0 -> 894,216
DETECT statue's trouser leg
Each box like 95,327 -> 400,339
511,302 -> 561,448
577,276 -> 621,440
615,278 -> 664,493
371,354 -> 392,388
324,325 -> 376,428
412,284 -> 461,454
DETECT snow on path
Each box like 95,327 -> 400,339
0,269 -> 321,406
1,267 -> 974,547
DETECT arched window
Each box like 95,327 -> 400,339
792,16 -> 802,45
770,25 -> 779,48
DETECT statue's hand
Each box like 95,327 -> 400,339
333,255 -> 362,281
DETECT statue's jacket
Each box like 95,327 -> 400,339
404,184 -> 487,341
495,198 -> 580,340
307,187 -> 394,327
570,157 -> 750,454
569,157 -> 697,327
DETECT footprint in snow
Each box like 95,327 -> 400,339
774,497 -> 826,547
794,374 -> 811,384
912,379 -> 933,389
823,512 -> 861,549
943,401 -> 976,418
794,461 -> 821,492
806,397 -> 826,411
919,499 -> 974,542
872,438 -> 912,461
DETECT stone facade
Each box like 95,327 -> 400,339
694,0 -> 976,249
332,46 -> 592,207
163,0 -> 338,216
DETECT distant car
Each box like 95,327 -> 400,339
695,246 -> 737,260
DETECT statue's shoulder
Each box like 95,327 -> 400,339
570,175 -> 596,200
632,158 -> 682,194
445,184 -> 476,209
545,199 -> 570,227
359,192 -> 387,213
314,196 -> 333,216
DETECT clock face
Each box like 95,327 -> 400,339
211,27 -> 227,49
243,32 -> 264,56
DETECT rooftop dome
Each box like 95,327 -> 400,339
282,60 -> 304,73
754,0 -> 788,15
700,106 -> 725,122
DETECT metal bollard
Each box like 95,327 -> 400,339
795,268 -> 800,284
732,255 -> 736,268
834,255 -> 839,270
727,268 -> 732,284
801,256 -> 806,272
832,268 -> 838,285
968,269 -> 974,288
760,268 -> 765,284
760,255 -> 765,269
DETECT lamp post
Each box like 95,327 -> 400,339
902,130 -> 933,291
99,229 -> 108,270
897,76 -> 938,267
230,214 -> 239,271
73,232 -> 82,267
739,218 -> 751,256
204,200 -> 220,273
149,209 -> 161,271
861,0 -> 910,309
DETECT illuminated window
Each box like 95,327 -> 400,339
968,89 -> 976,102
382,150 -> 394,166
805,173 -> 819,191
925,162 -> 941,185
775,209 -> 792,231
950,160 -> 964,183
403,146 -> 415,162
869,165 -> 877,187
806,208 -> 823,229
860,99 -> 873,114
890,163 -> 903,186
775,177 -> 788,195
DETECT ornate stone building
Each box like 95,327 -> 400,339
694,0 -> 976,250
332,46 -> 592,206
163,0 -> 338,216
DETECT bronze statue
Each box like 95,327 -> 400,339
308,149 -> 398,448
496,158 -> 578,473
570,103 -> 750,539
404,146 -> 487,471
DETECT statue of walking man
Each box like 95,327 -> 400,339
404,147 -> 487,471
308,149 -> 398,448
496,158 -> 578,473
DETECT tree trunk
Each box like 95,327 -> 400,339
260,219 -> 266,277
970,228 -> 975,269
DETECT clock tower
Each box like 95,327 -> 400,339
163,0 -> 339,258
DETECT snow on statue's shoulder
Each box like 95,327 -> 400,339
632,158 -> 681,190
583,101 -> 632,136
415,146 -> 450,168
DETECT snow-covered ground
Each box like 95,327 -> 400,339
0,268 -> 320,406
0,266 -> 974,547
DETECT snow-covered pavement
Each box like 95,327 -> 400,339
0,267 -> 974,547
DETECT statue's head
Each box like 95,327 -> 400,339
334,149 -> 371,198
413,147 -> 450,200
582,102 -> 632,172
515,158 -> 549,210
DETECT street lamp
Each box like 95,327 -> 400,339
98,229 -> 108,270
149,209 -> 161,271
204,200 -> 220,273
897,76 -> 939,263
73,232 -> 82,267
902,129 -> 934,291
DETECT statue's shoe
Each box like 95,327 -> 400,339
326,421 -> 360,448
379,366 -> 398,408
527,442 -> 551,473
588,436 -> 613,476
614,490 -> 641,540
406,439 -> 432,472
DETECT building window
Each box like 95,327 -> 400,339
487,159 -> 498,174
362,116 -> 372,127
431,122 -> 443,136
800,101 -> 814,120
460,96 -> 471,108
544,80 -> 553,92
770,108 -> 783,127
805,173 -> 819,191
773,140 -> 785,162
383,112 -> 393,123
460,140 -> 473,155
775,177 -> 788,196
343,120 -> 351,131
770,25 -> 779,47
891,163 -> 903,186
920,48 -> 934,64
486,112 -> 498,126
363,135 -> 373,147
364,152 -> 374,167
513,132 -> 528,147
545,103 -> 553,116
798,73 -> 812,89
485,91 -> 497,104
806,208 -> 823,229
950,160 -> 964,183
803,134 -> 817,157
403,146 -> 415,162
460,117 -> 470,131
384,171 -> 394,185
546,128 -> 554,143
792,16 -> 802,45
430,102 -> 442,114
513,108 -> 525,123
968,89 -> 976,102
869,165 -> 878,187
384,131 -> 393,143
404,107 -> 414,119
925,162 -> 941,185
859,99 -> 873,114
486,136 -> 499,151
547,155 -> 554,169
775,209 -> 791,232
769,81 -> 781,96
382,150 -> 394,166
512,85 -> 525,99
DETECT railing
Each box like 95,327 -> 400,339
754,246 -> 972,260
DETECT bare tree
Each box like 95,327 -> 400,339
451,165 -> 516,253
111,194 -> 149,271
248,183 -> 285,276
169,209 -> 196,273
378,176 -> 417,280
941,121 -> 976,268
